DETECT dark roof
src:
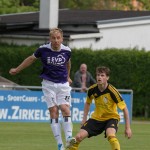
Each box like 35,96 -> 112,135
1,9 -> 150,37
59,9 -> 150,24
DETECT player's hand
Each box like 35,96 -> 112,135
80,119 -> 87,126
68,77 -> 72,85
125,128 -> 132,139
9,68 -> 19,75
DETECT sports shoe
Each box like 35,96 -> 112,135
66,137 -> 76,149
58,143 -> 64,150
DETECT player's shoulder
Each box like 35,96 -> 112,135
61,44 -> 71,52
108,84 -> 119,94
88,84 -> 97,92
89,83 -> 97,89
87,84 -> 97,97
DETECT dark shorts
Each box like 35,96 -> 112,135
81,118 -> 118,138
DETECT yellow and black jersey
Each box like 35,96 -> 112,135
86,83 -> 126,121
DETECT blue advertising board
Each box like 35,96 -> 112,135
0,90 -> 132,123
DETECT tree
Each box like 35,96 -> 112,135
0,0 -> 39,14
59,0 -> 103,10
1,0 -> 150,15
59,0 -> 150,10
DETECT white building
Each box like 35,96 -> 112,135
69,16 -> 150,51
0,0 -> 150,51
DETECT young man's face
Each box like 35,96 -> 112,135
96,72 -> 109,85
50,31 -> 63,50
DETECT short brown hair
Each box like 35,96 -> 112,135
96,66 -> 110,76
49,28 -> 63,37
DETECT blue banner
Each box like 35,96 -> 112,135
0,90 -> 132,123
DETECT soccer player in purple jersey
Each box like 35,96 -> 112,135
9,28 -> 74,150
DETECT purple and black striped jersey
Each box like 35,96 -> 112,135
34,43 -> 71,83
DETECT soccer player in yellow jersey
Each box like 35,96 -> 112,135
66,66 -> 132,150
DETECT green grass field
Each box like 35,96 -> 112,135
0,121 -> 150,150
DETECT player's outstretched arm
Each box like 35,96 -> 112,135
9,55 -> 37,75
123,106 -> 132,139
81,102 -> 90,126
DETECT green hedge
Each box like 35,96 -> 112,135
0,43 -> 150,117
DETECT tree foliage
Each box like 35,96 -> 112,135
1,0 -> 150,14
0,0 -> 39,14
59,0 -> 150,10
60,0 -> 98,10
112,0 -> 150,11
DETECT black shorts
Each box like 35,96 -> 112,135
81,118 -> 118,138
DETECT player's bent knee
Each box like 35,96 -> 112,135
108,135 -> 120,150
76,134 -> 83,142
